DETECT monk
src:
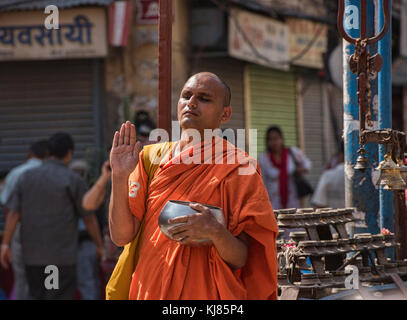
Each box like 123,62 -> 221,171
109,72 -> 279,300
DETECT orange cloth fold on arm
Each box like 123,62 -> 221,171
127,137 -> 278,300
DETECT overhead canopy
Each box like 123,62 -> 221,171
0,0 -> 114,12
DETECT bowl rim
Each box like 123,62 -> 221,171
167,200 -> 222,211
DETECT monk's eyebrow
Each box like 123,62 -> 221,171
182,89 -> 214,98
197,92 -> 213,98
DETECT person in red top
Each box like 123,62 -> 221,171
258,126 -> 312,210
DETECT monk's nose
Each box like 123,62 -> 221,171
187,95 -> 198,109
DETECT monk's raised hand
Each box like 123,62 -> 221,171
110,121 -> 141,178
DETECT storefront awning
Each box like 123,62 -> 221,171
0,0 -> 114,12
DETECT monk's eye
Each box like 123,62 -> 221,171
199,96 -> 211,102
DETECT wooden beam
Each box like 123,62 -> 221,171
158,0 -> 173,137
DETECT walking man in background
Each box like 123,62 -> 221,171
0,140 -> 49,300
0,132 -> 104,300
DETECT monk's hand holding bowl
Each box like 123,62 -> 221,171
167,203 -> 225,246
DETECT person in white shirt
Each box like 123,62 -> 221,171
311,145 -> 345,209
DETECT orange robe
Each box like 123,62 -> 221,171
128,137 -> 279,300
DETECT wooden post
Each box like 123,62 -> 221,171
158,0 -> 173,137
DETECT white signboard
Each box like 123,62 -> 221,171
0,7 -> 107,61
287,18 -> 328,69
228,7 -> 289,71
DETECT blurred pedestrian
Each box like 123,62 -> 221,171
0,140 -> 49,300
259,126 -> 312,210
134,110 -> 157,147
0,132 -> 104,300
81,159 -> 118,293
311,143 -> 345,209
0,169 -> 11,299
70,160 -> 105,300
322,142 -> 344,171
0,169 -> 10,231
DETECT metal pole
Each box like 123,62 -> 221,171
378,0 -> 394,233
158,0 -> 173,136
343,0 -> 380,236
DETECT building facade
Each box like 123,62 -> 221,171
0,0 -> 160,172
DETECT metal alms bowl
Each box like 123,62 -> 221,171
158,200 -> 226,242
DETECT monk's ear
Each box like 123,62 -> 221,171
220,106 -> 232,124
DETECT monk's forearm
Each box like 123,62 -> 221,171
109,175 -> 139,246
210,226 -> 248,269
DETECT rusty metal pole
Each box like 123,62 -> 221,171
158,0 -> 173,137
340,0 -> 380,236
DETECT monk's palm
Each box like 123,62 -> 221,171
110,121 -> 141,177
110,144 -> 139,176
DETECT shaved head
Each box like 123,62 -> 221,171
186,72 -> 231,107
178,72 -> 233,133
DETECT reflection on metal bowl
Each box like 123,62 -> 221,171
158,200 -> 226,243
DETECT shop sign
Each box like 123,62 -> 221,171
287,18 -> 328,69
136,0 -> 159,25
228,7 -> 289,71
0,7 -> 107,61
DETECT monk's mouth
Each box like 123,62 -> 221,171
183,111 -> 199,117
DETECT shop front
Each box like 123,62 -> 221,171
0,6 -> 109,171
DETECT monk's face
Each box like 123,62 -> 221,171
177,74 -> 231,134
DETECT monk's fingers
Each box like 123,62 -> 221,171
118,123 -> 125,145
167,224 -> 189,237
129,124 -> 137,146
133,141 -> 142,159
112,131 -> 119,148
189,203 -> 211,215
179,236 -> 195,245
167,227 -> 189,242
178,236 -> 191,244
168,215 -> 194,225
124,121 -> 131,145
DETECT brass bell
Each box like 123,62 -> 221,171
354,154 -> 370,170
375,154 -> 407,190
397,159 -> 407,184
354,148 -> 369,171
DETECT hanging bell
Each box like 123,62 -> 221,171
354,147 -> 369,171
375,154 -> 407,190
396,159 -> 407,185
354,154 -> 370,170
